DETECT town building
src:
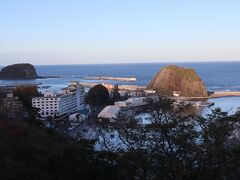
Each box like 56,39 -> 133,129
32,82 -> 85,118
98,105 -> 121,120
144,90 -> 156,97
114,97 -> 147,108
69,112 -> 88,126
173,91 -> 182,97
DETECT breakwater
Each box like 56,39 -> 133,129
173,91 -> 240,101
209,91 -> 240,98
84,76 -> 136,82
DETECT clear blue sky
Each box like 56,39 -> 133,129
0,0 -> 240,65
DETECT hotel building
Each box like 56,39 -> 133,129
32,82 -> 85,118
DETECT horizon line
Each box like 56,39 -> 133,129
1,60 -> 240,67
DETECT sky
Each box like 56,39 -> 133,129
0,0 -> 240,65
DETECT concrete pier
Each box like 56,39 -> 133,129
209,91 -> 240,98
173,91 -> 240,101
84,76 -> 137,82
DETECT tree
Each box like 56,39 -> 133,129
96,95 -> 240,179
86,84 -> 109,106
112,84 -> 120,102
2,93 -> 240,179
0,121 -> 120,180
13,85 -> 40,109
13,85 -> 41,123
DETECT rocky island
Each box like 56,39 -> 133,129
147,65 -> 208,97
0,63 -> 38,80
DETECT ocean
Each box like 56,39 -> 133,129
1,61 -> 240,113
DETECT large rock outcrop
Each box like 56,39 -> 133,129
0,63 -> 38,80
147,65 -> 208,97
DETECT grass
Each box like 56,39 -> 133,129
165,65 -> 200,81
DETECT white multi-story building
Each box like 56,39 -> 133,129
32,82 -> 85,118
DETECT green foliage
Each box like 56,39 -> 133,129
166,65 -> 200,81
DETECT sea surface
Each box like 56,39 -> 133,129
1,61 -> 240,113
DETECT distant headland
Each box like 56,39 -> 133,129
0,63 -> 61,80
0,63 -> 38,80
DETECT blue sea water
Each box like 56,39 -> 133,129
1,61 -> 240,112
1,61 -> 240,91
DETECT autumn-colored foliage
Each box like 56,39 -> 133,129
13,85 -> 40,109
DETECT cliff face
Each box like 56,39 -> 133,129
0,63 -> 38,80
147,65 -> 208,97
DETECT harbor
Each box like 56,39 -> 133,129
84,76 -> 136,82
78,82 -> 146,91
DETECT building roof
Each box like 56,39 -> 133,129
98,106 -> 121,119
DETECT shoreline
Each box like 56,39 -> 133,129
0,75 -> 62,81
173,91 -> 240,101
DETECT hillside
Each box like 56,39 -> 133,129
147,65 -> 208,97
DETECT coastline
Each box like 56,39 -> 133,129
173,91 -> 240,101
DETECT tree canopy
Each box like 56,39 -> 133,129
13,85 -> 40,109
96,96 -> 240,179
86,84 -> 109,105
2,94 -> 240,179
